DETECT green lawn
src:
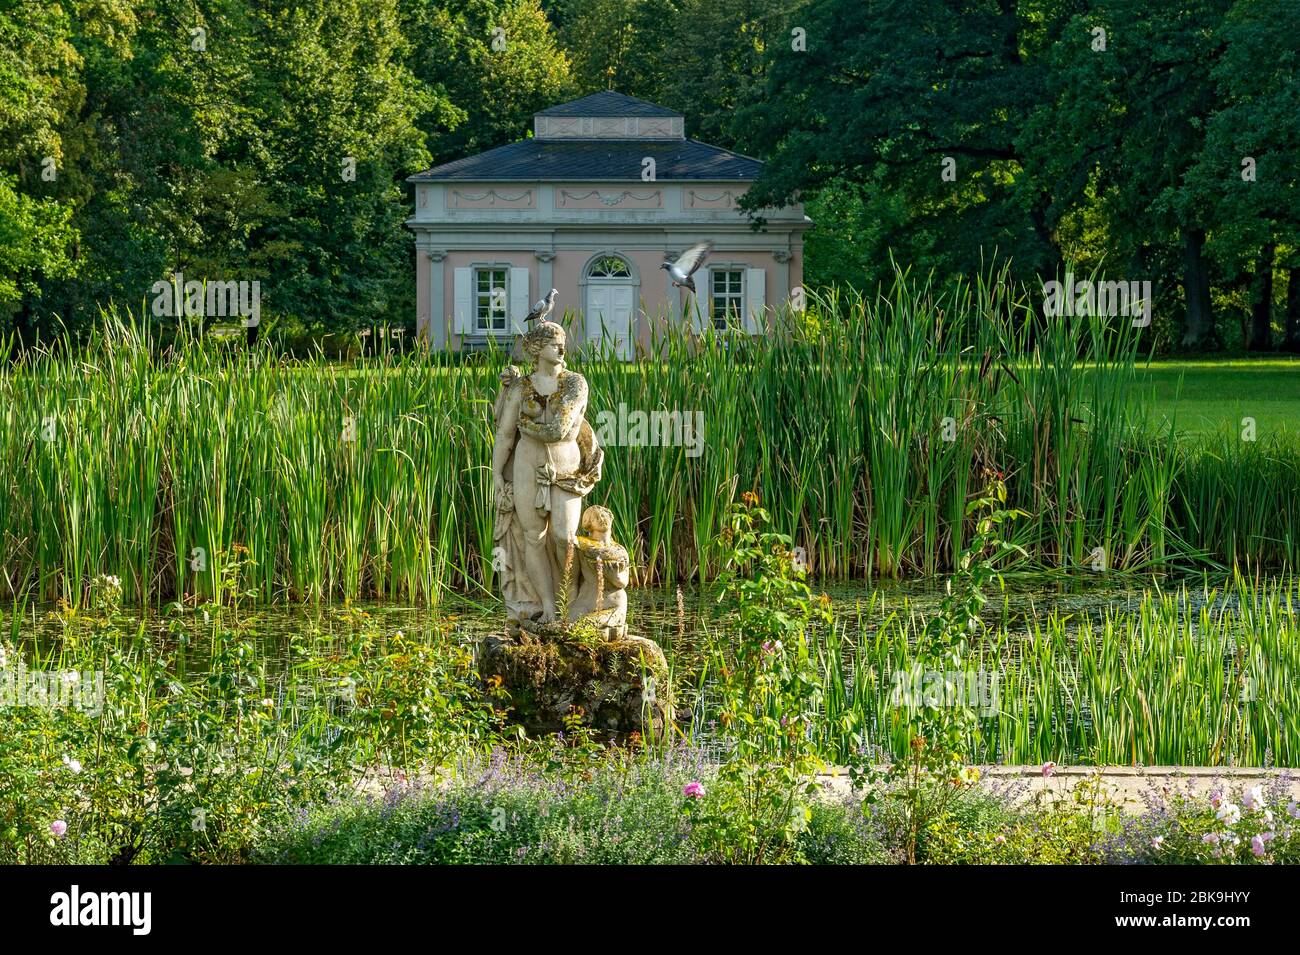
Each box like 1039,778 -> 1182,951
281,353 -> 1300,437
1132,358 -> 1300,436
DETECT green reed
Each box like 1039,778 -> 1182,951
806,574 -> 1300,766
0,267 -> 1297,607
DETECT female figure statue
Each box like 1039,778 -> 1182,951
491,320 -> 603,630
483,320 -> 670,738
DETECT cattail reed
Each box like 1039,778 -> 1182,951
0,277 -> 1295,609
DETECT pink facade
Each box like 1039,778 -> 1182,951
406,94 -> 810,358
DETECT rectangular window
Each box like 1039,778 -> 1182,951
711,270 -> 743,330
475,267 -> 508,333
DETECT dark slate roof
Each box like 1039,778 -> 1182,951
408,138 -> 762,182
535,91 -> 681,118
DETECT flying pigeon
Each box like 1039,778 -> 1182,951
525,288 -> 558,324
660,241 -> 713,292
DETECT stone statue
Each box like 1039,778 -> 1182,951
482,319 -> 671,737
571,504 -> 629,639
491,320 -> 603,632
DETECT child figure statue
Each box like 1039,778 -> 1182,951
570,505 -> 629,639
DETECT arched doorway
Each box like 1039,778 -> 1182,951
583,253 -> 637,361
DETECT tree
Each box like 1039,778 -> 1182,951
739,0 -> 1065,293
554,0 -> 786,152
0,0 -> 96,334
35,1 -> 229,337
556,0 -> 639,94
405,0 -> 570,167
1185,0 -> 1300,351
654,0 -> 790,149
229,0 -> 432,332
1038,0 -> 1235,348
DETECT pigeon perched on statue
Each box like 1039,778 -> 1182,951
524,288 -> 558,324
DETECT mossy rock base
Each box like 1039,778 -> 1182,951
479,628 -> 673,738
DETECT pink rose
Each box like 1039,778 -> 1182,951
50,820 -> 67,838
683,781 -> 706,799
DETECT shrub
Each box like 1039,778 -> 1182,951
0,600 -> 499,864
1116,779 -> 1300,865
686,492 -> 834,864
258,749 -> 709,865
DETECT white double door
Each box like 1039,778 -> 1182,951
585,280 -> 636,361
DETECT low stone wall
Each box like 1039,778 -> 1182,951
817,765 -> 1300,814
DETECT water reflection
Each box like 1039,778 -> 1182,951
10,570 -> 1261,677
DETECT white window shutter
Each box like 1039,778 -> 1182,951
453,268 -> 472,335
691,267 -> 709,334
745,268 -> 766,334
508,267 -> 530,333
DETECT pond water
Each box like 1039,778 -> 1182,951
10,570 -> 1259,674
8,570 -> 1293,764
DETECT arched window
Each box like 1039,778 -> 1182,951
587,255 -> 632,278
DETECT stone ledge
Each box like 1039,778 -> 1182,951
816,765 -> 1300,813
